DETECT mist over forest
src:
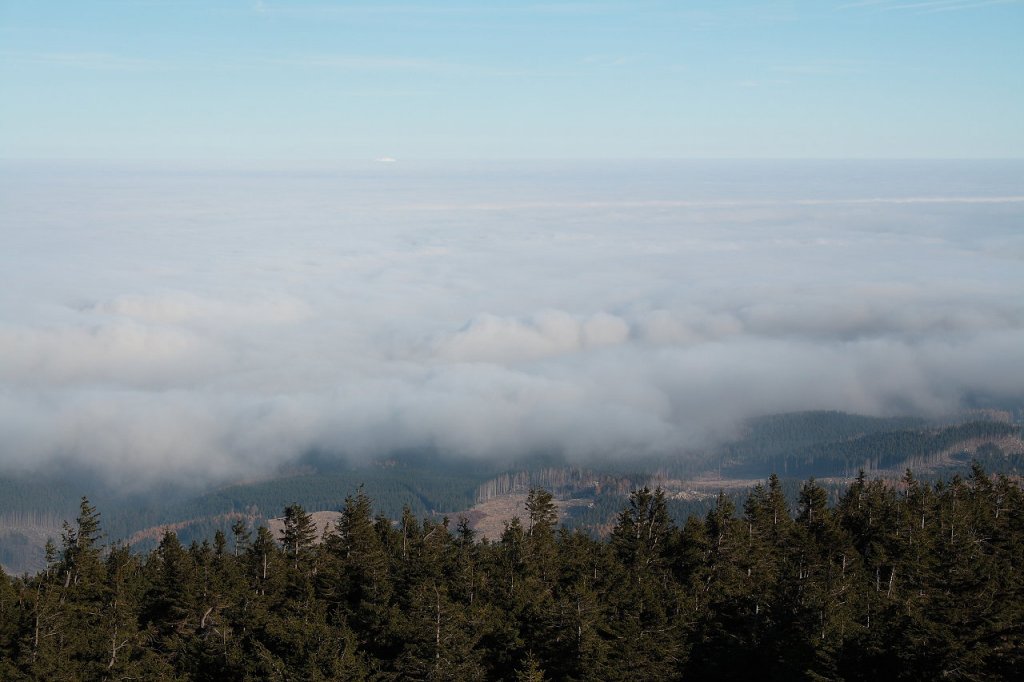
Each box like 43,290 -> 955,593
2,160 -> 1023,487
4,2 -> 1024,677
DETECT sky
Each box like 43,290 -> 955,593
1,0 -> 1023,160
1,2 -> 1023,486
1,159 -> 1023,485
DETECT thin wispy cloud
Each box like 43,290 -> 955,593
736,79 -> 792,89
250,1 -> 631,19
265,54 -> 456,73
918,0 -> 1021,12
402,195 -> 1024,212
580,54 -> 638,66
0,48 -> 472,78
769,59 -> 874,75
257,53 -> 537,78
0,51 -> 163,71
840,0 -> 1020,12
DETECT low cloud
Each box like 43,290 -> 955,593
1,160 -> 1022,485
436,311 -> 630,362
0,322 -> 219,388
89,292 -> 311,326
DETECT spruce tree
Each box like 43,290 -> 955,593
0,566 -> 19,680
280,503 -> 317,570
606,487 -> 681,680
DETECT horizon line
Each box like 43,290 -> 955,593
3,156 -> 1023,165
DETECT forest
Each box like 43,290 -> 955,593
3,412 -> 1020,576
0,465 -> 1021,681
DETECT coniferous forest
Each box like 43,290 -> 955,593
1,466 -> 1021,681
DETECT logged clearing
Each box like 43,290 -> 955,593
266,510 -> 342,542
467,494 -> 591,541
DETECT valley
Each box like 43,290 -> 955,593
2,410 -> 1022,575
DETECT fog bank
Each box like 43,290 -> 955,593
2,160 -> 1022,486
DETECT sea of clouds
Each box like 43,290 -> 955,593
1,160 -> 1022,486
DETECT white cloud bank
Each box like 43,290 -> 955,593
1,160 -> 1022,485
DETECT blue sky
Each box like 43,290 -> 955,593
1,1 -> 1022,160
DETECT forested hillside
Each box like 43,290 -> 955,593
2,412 -> 1021,576
720,415 -> 1023,478
0,458 -> 495,574
1,466 -> 1021,680
731,422 -> 1023,478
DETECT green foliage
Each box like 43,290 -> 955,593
1,469 -> 1023,679
280,503 -> 317,569
726,419 -> 1022,478
4,412 -> 1021,576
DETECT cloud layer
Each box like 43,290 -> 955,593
2,160 -> 1022,486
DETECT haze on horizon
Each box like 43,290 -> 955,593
1,2 -> 1022,487
1,160 -> 1023,485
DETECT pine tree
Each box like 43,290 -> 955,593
611,487 -> 673,573
230,519 -> 251,557
213,529 -> 228,556
248,526 -> 283,598
450,516 -> 480,607
2,471 -> 1022,680
517,490 -> 563,675
525,488 -> 558,537
321,487 -> 391,665
60,496 -> 105,590
41,496 -> 111,677
514,651 -> 548,681
686,492 -> 762,678
15,537 -> 67,677
395,578 -> 486,681
142,530 -> 200,672
280,503 -> 318,570
499,516 -> 527,598
100,543 -> 148,678
606,487 -> 682,680
0,565 -> 20,680
544,528 -> 613,680
790,478 -> 862,678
